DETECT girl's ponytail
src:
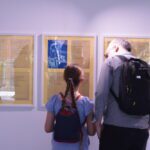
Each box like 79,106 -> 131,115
64,78 -> 76,108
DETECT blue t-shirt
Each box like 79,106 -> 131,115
46,94 -> 94,150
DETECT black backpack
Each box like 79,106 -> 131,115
54,93 -> 83,143
111,55 -> 150,116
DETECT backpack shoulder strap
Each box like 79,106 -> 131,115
59,92 -> 64,99
110,55 -> 128,102
75,95 -> 81,101
110,88 -> 119,102
70,94 -> 81,108
59,92 -> 67,107
59,92 -> 81,107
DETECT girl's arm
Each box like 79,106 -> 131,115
86,111 -> 96,136
44,112 -> 55,133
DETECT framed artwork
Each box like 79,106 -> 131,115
41,35 -> 96,106
0,35 -> 34,106
104,37 -> 150,64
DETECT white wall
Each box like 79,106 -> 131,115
0,0 -> 150,150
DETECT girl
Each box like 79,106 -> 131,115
44,64 -> 96,150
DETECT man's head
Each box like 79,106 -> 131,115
105,38 -> 132,58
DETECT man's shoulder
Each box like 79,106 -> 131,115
105,54 -> 134,67
105,56 -> 121,67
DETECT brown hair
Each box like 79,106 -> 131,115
63,64 -> 84,107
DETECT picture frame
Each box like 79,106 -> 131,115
40,35 -> 96,107
0,34 -> 34,107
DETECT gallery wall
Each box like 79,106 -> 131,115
0,0 -> 150,150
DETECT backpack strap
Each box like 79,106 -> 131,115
71,94 -> 81,108
59,92 -> 66,108
110,55 -> 128,102
59,92 -> 65,99
110,88 -> 119,103
59,92 -> 81,108
75,94 -> 81,101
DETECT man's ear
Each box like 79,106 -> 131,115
115,47 -> 119,52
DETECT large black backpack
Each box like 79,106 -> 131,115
54,93 -> 82,143
111,55 -> 150,116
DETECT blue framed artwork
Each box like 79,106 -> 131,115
42,35 -> 96,107
48,40 -> 67,68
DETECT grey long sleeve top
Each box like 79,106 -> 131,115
95,53 -> 150,129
